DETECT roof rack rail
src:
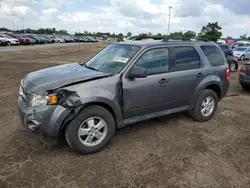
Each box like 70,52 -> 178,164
162,37 -> 210,42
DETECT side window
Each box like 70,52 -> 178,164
134,48 -> 169,75
200,46 -> 225,66
172,46 -> 200,71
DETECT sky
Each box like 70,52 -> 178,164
0,0 -> 250,38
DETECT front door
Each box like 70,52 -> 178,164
122,47 -> 172,119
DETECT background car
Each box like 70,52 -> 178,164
239,62 -> 250,90
50,36 -> 65,43
19,34 -> 37,45
0,39 -> 7,46
219,44 -> 233,56
0,34 -> 20,46
6,33 -> 31,45
233,47 -> 250,61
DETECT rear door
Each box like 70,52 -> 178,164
165,46 -> 208,107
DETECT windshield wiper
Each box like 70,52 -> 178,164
84,64 -> 99,72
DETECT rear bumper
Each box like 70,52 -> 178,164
18,97 -> 70,143
239,73 -> 250,85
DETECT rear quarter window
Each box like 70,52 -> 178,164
200,46 -> 225,66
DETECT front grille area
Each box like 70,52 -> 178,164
19,81 -> 30,104
19,85 -> 27,103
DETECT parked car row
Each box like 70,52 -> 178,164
0,32 -> 98,46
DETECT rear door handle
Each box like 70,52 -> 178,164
158,78 -> 169,84
196,73 -> 204,78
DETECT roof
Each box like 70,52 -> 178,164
117,40 -> 215,47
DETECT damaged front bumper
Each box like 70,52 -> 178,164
18,96 -> 70,145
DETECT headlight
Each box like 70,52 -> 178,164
30,93 -> 48,107
30,93 -> 58,107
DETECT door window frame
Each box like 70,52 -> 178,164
171,45 -> 203,72
124,46 -> 174,78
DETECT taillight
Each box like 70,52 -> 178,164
226,67 -> 230,81
240,65 -> 246,73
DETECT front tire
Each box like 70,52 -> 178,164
6,41 -> 11,46
65,105 -> 116,155
240,55 -> 245,61
190,89 -> 218,122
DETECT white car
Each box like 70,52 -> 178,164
233,47 -> 250,61
50,36 -> 65,43
0,34 -> 20,46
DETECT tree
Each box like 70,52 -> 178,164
0,27 -> 10,32
127,32 -> 132,37
240,34 -> 247,40
118,33 -> 123,37
198,22 -> 222,41
227,36 -> 233,39
183,30 -> 196,37
83,31 -> 89,35
169,31 -> 183,37
148,32 -> 152,37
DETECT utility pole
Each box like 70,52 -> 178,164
125,21 -> 128,39
12,22 -> 15,31
167,6 -> 172,36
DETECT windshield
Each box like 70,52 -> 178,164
234,47 -> 247,51
219,45 -> 228,50
84,44 -> 140,75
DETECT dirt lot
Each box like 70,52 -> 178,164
0,43 -> 249,188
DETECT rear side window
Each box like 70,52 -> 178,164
201,46 -> 225,66
172,46 -> 200,71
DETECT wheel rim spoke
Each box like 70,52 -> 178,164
95,121 -> 105,131
79,128 -> 89,136
87,119 -> 95,128
85,135 -> 94,143
95,132 -> 104,140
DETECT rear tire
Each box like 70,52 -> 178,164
229,62 -> 237,72
189,89 -> 218,122
65,105 -> 116,155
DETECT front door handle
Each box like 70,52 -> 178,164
196,73 -> 204,78
158,78 -> 169,84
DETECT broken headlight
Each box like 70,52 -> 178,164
30,93 -> 48,107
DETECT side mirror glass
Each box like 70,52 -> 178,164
128,66 -> 147,78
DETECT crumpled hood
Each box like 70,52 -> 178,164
22,63 -> 109,93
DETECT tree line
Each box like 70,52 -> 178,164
0,22 -> 249,41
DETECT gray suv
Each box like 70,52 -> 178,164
18,38 -> 230,155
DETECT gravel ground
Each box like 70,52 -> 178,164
0,43 -> 249,188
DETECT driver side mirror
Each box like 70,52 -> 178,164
128,66 -> 147,78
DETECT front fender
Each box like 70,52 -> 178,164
77,96 -> 123,124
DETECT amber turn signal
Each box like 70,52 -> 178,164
48,95 -> 58,105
